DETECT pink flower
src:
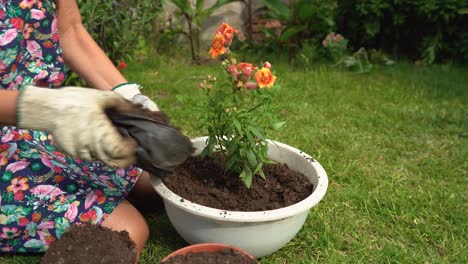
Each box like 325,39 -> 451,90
65,201 -> 79,222
322,39 -> 328,47
236,62 -> 255,82
27,40 -> 43,58
0,10 -> 5,20
14,190 -> 24,201
335,34 -> 344,42
199,82 -> 205,89
0,28 -> 18,46
0,60 -> 6,71
33,70 -> 48,82
30,9 -> 45,20
0,227 -> 19,239
229,65 -> 239,79
246,82 -> 258,90
263,61 -> 272,69
30,185 -> 63,197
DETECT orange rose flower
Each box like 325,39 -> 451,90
209,33 -> 226,59
254,67 -> 276,88
215,23 -> 238,46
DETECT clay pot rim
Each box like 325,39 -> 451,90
160,243 -> 258,263
152,136 -> 329,222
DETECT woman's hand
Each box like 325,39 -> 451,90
113,83 -> 159,111
16,86 -> 136,168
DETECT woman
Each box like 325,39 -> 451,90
0,0 -> 159,259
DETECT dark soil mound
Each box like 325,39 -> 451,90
41,225 -> 136,264
160,248 -> 257,264
163,156 -> 313,211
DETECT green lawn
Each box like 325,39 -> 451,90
1,57 -> 466,263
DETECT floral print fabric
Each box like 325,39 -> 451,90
0,0 -> 140,252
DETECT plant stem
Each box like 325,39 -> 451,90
185,13 -> 197,64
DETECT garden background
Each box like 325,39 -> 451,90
2,0 -> 467,263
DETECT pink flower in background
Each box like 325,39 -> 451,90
263,61 -> 272,69
322,39 -> 328,47
246,82 -> 258,90
229,65 -> 239,79
335,34 -> 344,41
236,62 -> 256,82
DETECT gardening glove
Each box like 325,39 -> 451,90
113,83 -> 159,111
16,85 -> 137,168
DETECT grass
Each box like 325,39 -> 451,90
1,56 -> 466,263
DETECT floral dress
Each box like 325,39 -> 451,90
0,0 -> 140,252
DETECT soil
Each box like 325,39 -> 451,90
160,248 -> 257,264
41,225 -> 136,264
162,156 -> 314,211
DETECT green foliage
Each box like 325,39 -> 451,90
295,40 -> 321,71
78,0 -> 161,63
169,0 -> 239,63
336,0 -> 468,63
258,0 -> 337,63
322,32 -> 348,63
65,0 -> 162,86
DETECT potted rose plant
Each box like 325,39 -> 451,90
152,23 -> 328,258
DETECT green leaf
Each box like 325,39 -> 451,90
227,140 -> 239,155
245,130 -> 256,146
246,149 -> 257,168
233,119 -> 243,135
225,153 -> 239,171
272,121 -> 286,130
171,0 -> 194,16
279,25 -> 307,42
458,8 -> 468,14
240,166 -> 253,188
260,0 -> 290,20
258,169 -> 266,180
201,136 -> 216,157
195,0 -> 205,13
297,1 -> 317,20
250,127 -> 265,140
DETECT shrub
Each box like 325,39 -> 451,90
336,0 -> 468,63
257,0 -> 338,64
65,0 -> 162,85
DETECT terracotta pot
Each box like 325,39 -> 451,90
153,136 -> 328,258
160,243 -> 258,263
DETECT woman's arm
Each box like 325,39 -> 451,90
57,0 -> 126,90
0,90 -> 19,126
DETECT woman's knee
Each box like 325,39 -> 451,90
101,200 -> 149,253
